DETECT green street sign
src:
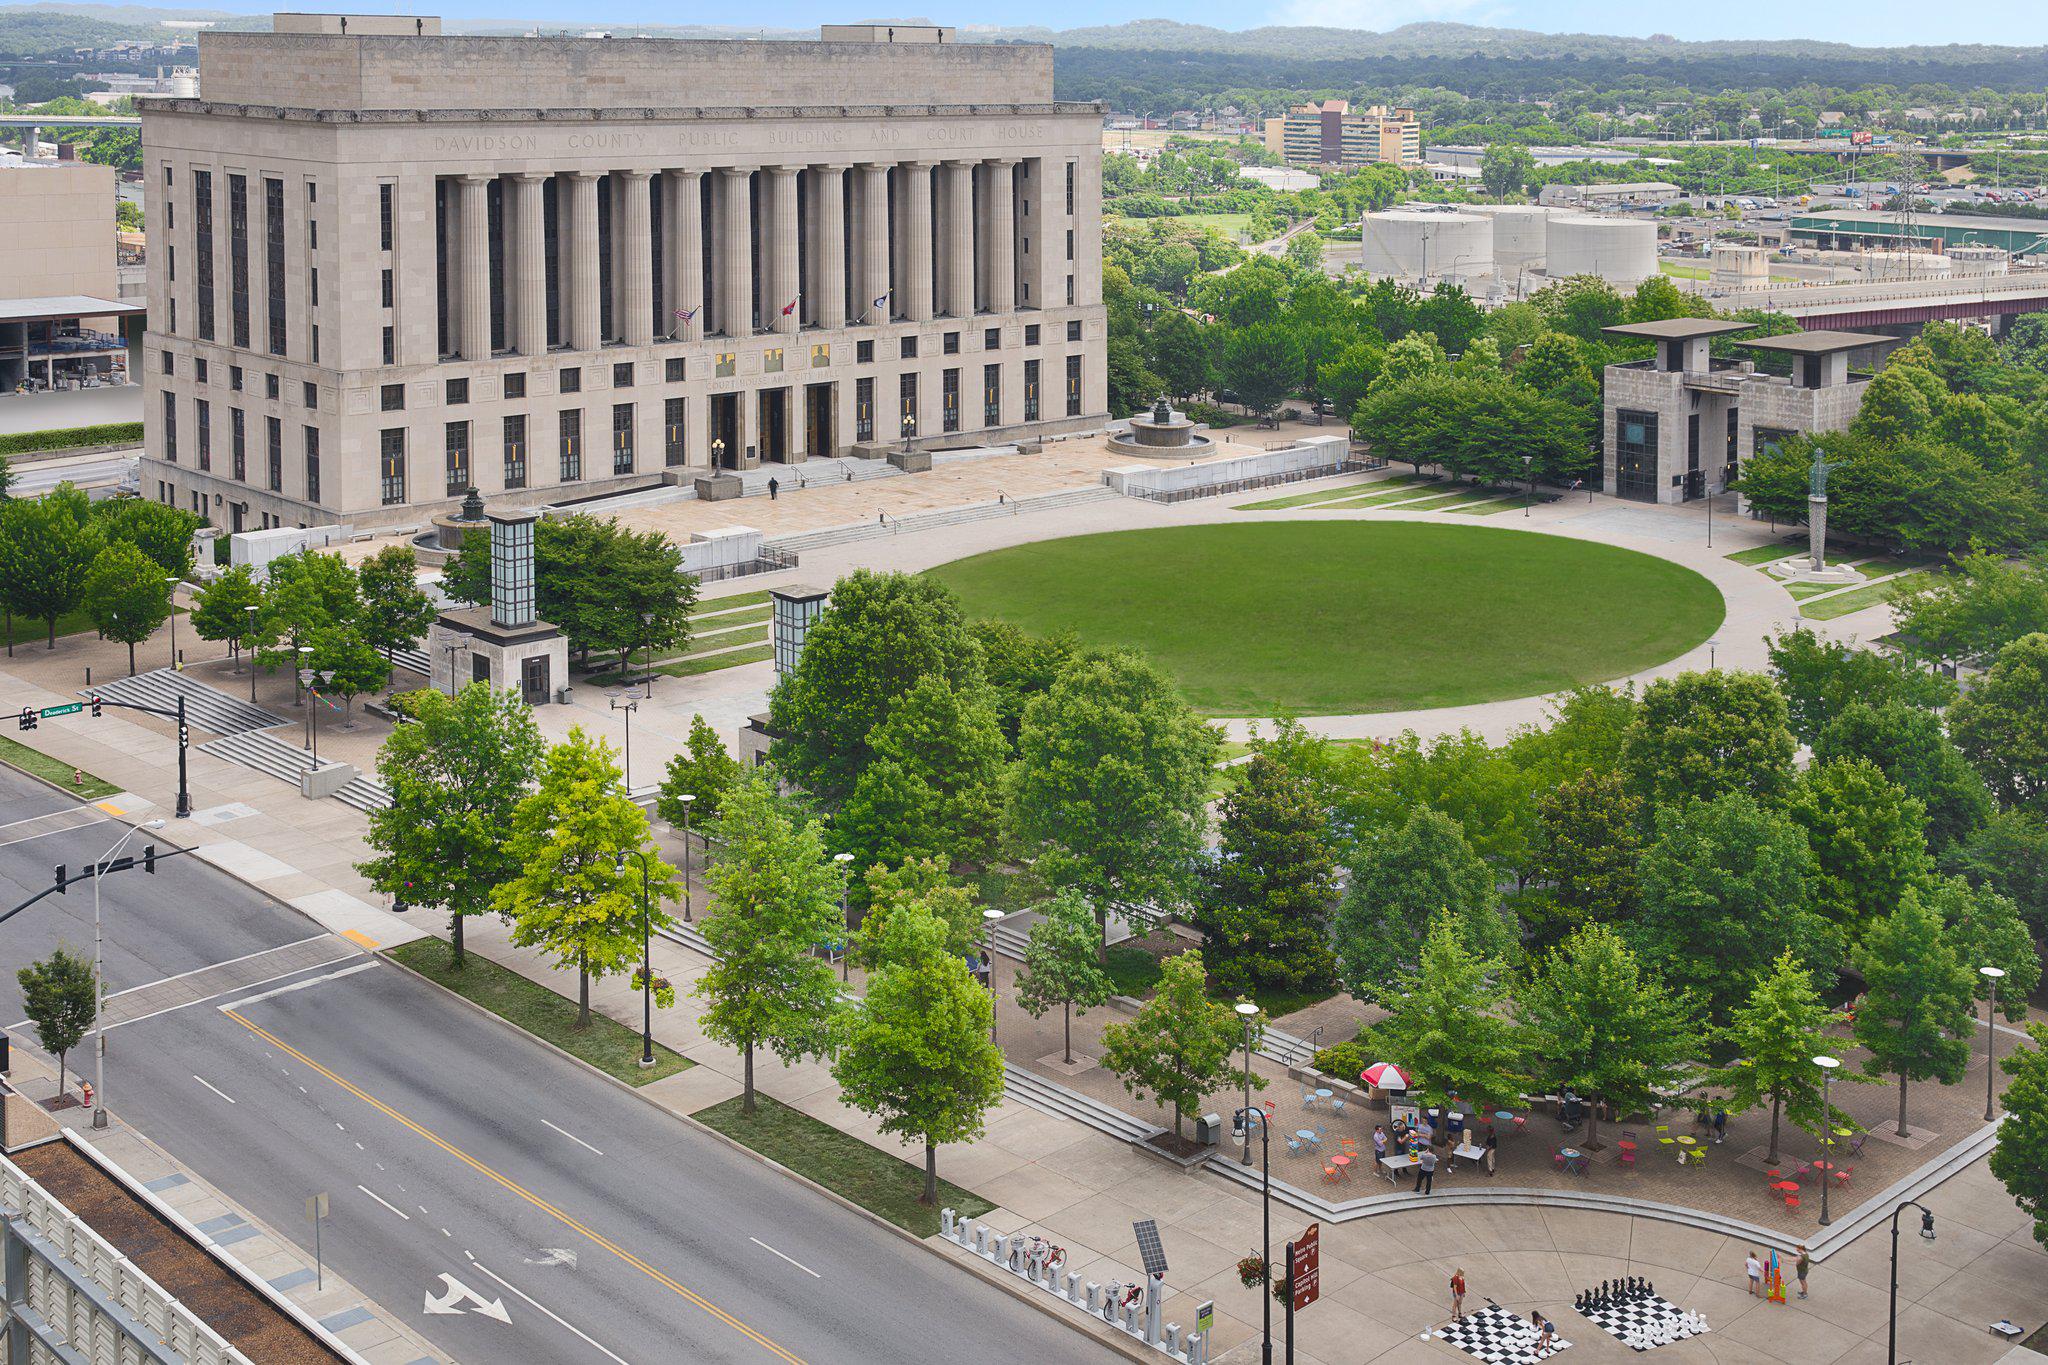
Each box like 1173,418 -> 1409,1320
39,703 -> 83,718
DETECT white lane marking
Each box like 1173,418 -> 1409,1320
104,933 -> 332,1001
750,1237 -> 821,1278
540,1119 -> 603,1155
424,1272 -> 510,1322
0,806 -> 104,835
192,1075 -> 236,1104
0,816 -> 111,849
218,960 -> 376,1010
465,1258 -> 628,1365
355,1185 -> 412,1221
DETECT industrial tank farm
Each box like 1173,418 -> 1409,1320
1543,215 -> 1658,284
1360,208 -> 1493,281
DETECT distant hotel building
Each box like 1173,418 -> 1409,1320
1262,101 -> 1419,170
140,15 -> 1107,532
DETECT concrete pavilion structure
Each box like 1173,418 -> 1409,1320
138,15 -> 1107,533
1601,320 -> 1891,505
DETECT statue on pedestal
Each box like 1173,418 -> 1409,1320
1807,449 -> 1837,573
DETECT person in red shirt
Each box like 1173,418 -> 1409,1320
1450,1268 -> 1467,1322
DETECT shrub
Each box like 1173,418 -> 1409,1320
0,422 -> 145,456
1312,1039 -> 1371,1082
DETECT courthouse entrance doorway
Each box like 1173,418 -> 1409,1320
759,387 -> 790,463
805,383 -> 835,458
709,393 -> 740,469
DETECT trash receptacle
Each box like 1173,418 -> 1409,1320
1194,1112 -> 1223,1146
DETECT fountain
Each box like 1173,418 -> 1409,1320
1108,396 -> 1215,459
428,486 -> 489,551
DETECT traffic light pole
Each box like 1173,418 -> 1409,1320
16,693 -> 193,818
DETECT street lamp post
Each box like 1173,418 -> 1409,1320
983,908 -> 1004,1044
244,604 -> 260,701
93,817 -> 165,1128
1236,1001 -> 1259,1165
639,610 -> 655,696
1521,454 -> 1535,518
1233,1093 -> 1273,1365
1709,636 -> 1721,670
298,645 -> 314,751
676,793 -> 696,922
833,851 -> 855,980
610,690 -> 639,793
1814,1054 -> 1840,1226
166,576 -> 180,669
622,851 -> 656,1068
1886,1201 -> 1936,1365
1980,965 -> 2007,1122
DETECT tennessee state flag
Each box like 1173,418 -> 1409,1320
781,297 -> 799,316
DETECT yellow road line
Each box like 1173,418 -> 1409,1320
223,1009 -> 805,1364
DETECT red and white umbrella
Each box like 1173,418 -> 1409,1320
1360,1062 -> 1409,1091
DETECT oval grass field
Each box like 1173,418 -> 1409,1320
927,522 -> 1725,716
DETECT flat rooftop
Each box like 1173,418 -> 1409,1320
0,295 -> 143,325
1602,318 -> 1759,341
1791,208 -> 2048,233
1741,329 -> 1900,355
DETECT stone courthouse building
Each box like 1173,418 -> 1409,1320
139,16 -> 1108,531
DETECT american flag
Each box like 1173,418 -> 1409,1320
674,304 -> 700,323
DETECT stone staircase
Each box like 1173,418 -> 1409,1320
81,668 -> 284,735
1000,1065 -> 1163,1145
766,485 -> 1117,554
197,729 -> 393,813
387,644 -> 431,678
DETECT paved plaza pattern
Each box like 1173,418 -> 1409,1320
3,444 -> 2045,1365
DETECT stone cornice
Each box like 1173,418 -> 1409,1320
144,99 -> 1105,124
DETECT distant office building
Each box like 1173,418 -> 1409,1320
1263,101 -> 1419,170
0,162 -> 143,390
1537,181 -> 1681,209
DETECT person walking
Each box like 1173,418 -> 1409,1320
1449,1268 -> 1467,1322
1713,1106 -> 1728,1144
768,476 -> 780,500
1745,1250 -> 1764,1298
1794,1245 -> 1811,1300
1484,1127 -> 1499,1176
1416,1146 -> 1438,1195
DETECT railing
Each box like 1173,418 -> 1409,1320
688,544 -> 798,584
1119,457 -> 1374,505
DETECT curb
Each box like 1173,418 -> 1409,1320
378,944 -> 1157,1365
0,750 -> 124,806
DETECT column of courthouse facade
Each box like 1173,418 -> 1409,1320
139,16 -> 1108,532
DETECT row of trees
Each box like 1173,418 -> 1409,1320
0,485 -> 201,659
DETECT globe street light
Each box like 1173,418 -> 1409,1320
675,792 -> 697,922
1814,1054 -> 1841,1226
1981,965 -> 2007,1122
1236,1000 -> 1260,1166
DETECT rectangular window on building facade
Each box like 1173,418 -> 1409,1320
303,381 -> 318,409
266,415 -> 282,491
446,420 -> 471,494
447,377 -> 469,405
1065,355 -> 1082,417
983,364 -> 1000,427
943,332 -> 959,355
488,179 -> 507,353
161,351 -> 174,376
1066,161 -> 1076,215
559,410 -> 582,482
612,403 -> 634,475
229,365 -> 242,392
265,178 -> 286,356
984,327 -> 999,350
380,428 -> 407,505
899,373 -> 917,438
196,399 -> 211,471
1066,275 -> 1075,306
379,183 -> 394,251
163,393 -> 178,461
230,408 -> 246,481
942,367 -> 960,433
899,337 -> 917,360
561,367 -> 581,393
265,373 -> 279,400
504,373 -> 526,399
194,169 -> 214,340
382,326 -> 394,365
305,426 -> 320,503
666,357 -> 685,383
1024,324 -> 1039,346
195,358 -> 206,383
381,269 -> 394,308
1614,409 -> 1659,503
1068,321 -> 1082,343
381,383 -> 405,411
228,174 -> 250,349
1066,229 -> 1074,261
311,322 -> 320,363
544,176 -> 561,349
1024,359 -> 1040,422
1754,426 -> 1796,457
856,340 -> 873,364
597,177 -> 614,342
169,244 -> 175,283
856,376 -> 874,442
664,397 -> 685,467
613,361 -> 634,387
502,415 -> 527,489
435,180 -> 452,359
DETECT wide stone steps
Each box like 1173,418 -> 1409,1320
82,668 -> 284,736
197,729 -> 393,812
1000,1065 -> 1162,1145
387,644 -> 431,677
766,484 -> 1117,554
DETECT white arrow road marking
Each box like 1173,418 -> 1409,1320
524,1248 -> 579,1269
193,1075 -> 236,1104
750,1237 -> 821,1278
540,1118 -> 603,1154
465,1255 -> 628,1365
356,1186 -> 411,1220
423,1272 -> 511,1323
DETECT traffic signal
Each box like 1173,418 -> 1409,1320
17,707 -> 35,731
142,844 -> 157,874
54,864 -> 65,896
90,694 -> 102,718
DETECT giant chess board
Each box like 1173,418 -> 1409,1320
1573,1278 -> 1709,1352
1433,1304 -> 1572,1362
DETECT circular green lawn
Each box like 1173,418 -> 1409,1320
928,522 -> 1724,716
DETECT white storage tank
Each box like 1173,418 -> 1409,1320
1543,215 -> 1658,284
1947,245 -> 2009,277
1710,243 -> 1769,289
1860,250 -> 1950,281
1361,208 -> 1493,282
1474,204 -> 1553,273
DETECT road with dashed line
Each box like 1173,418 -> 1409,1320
0,768 -> 1101,1364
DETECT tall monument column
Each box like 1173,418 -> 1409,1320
940,160 -> 975,319
812,165 -> 847,330
985,158 -> 1017,314
900,161 -> 934,322
717,167 -> 755,338
765,166 -> 800,336
854,163 -> 891,324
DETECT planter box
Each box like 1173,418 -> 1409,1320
694,474 -> 745,502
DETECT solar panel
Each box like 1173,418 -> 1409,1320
1132,1218 -> 1168,1277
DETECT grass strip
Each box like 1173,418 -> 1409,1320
1455,496 -> 1539,516
1854,558 -> 1928,580
1396,488 -> 1508,512
2,608 -> 96,648
1725,544 -> 1806,566
1801,576 -> 1920,621
1786,582 -> 1840,599
1234,474 -> 1426,511
388,937 -> 692,1085
1317,486 -> 1451,511
0,735 -> 122,798
690,591 -> 772,618
693,1093 -> 991,1238
1106,944 -> 1165,998
679,624 -> 768,657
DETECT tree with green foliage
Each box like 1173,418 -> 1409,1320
1786,758 -> 1933,946
355,545 -> 435,672
1623,670 -> 1797,809
1943,808 -> 2048,943
1532,769 -> 1642,945
1814,701 -> 1991,854
851,858 -> 982,971
1949,632 -> 2048,813
16,947 -> 95,1100
1706,953 -> 1858,1164
1017,891 -> 1116,1065
0,483 -> 100,647
696,770 -> 848,1114
968,620 -> 1077,751
1932,876 -> 2042,1023
91,498 -> 200,579
1480,142 -> 1536,201
1009,650 -> 1218,934
1283,231 -> 1324,272
1516,923 -> 1697,1150
1988,1023 -> 2048,1253
657,714 -> 741,827
1192,752 -> 1337,997
767,570 -> 983,807
832,901 -> 1004,1204
359,682 -> 546,967
1218,323 -> 1302,418
494,728 -> 679,1026
309,622 -> 392,722
1317,340 -> 1383,426
83,540 -> 172,675
1892,551 -> 2048,666
1765,627 -> 1955,746
1632,793 -> 1831,1027
1854,888 -> 1977,1137
1414,285 -> 1485,358
1361,913 -> 1526,1116
189,563 -> 264,669
1371,330 -> 1449,393
1099,951 -> 1258,1140
256,550 -> 359,691
1332,807 -> 1515,1001
836,674 -> 1007,882
1106,335 -> 1164,419
1148,310 -> 1213,400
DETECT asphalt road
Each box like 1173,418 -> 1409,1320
0,771 -> 1107,1365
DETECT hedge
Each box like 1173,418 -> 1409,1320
0,422 -> 145,457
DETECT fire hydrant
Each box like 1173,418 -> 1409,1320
72,767 -> 85,789
80,1081 -> 94,1109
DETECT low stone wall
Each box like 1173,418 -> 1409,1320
1102,435 -> 1351,500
